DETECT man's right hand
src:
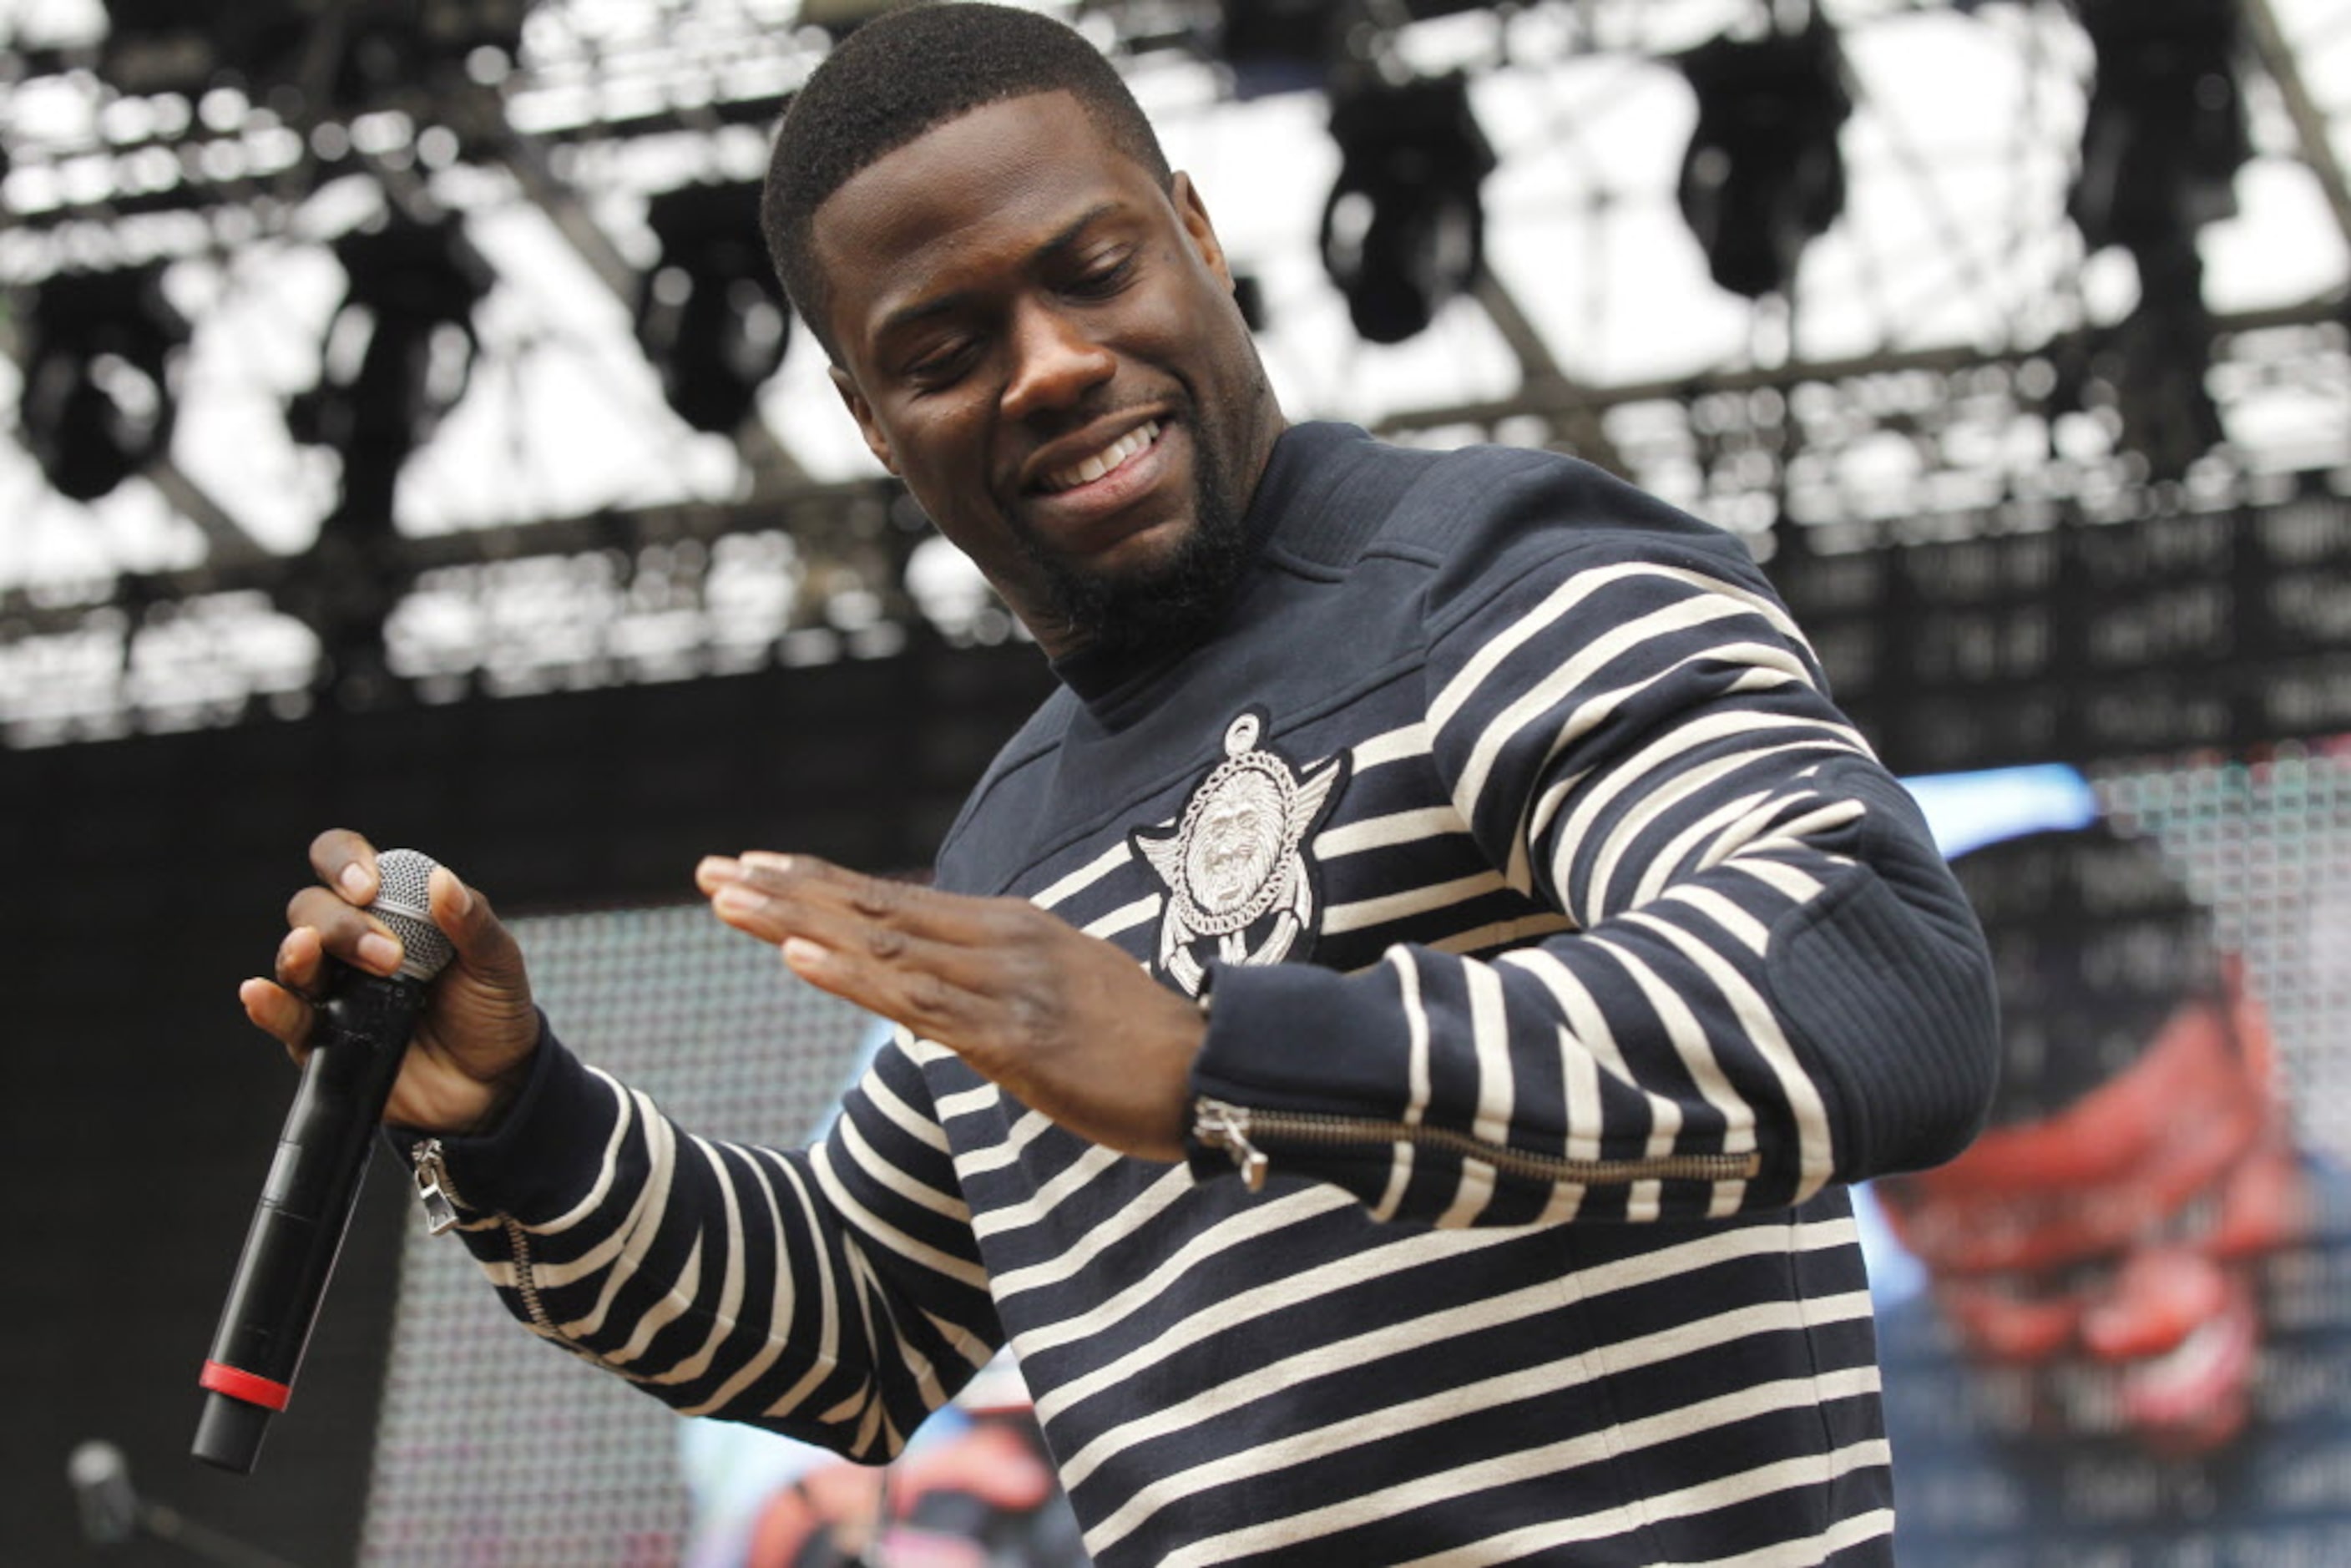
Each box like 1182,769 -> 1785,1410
238,829 -> 539,1137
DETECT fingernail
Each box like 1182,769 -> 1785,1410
782,937 -> 826,970
434,866 -> 473,917
714,884 -> 761,913
341,864 -> 374,899
742,852 -> 794,874
359,932 -> 401,972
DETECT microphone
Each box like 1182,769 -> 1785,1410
194,848 -> 454,1474
75,1438 -> 306,1567
68,1439 -> 138,1545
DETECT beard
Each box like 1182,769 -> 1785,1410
1011,414 -> 1256,665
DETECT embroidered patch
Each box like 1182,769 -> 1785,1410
1131,709 -> 1348,996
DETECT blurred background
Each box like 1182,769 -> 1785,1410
3,0 -> 2347,1562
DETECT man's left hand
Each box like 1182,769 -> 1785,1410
696,852 -> 1204,1161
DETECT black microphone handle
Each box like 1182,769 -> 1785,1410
193,964 -> 427,1474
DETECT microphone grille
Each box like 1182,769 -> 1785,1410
372,848 -> 456,982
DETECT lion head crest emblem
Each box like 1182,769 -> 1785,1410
1131,710 -> 1347,996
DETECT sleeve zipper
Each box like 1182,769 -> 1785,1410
411,1137 -> 463,1235
411,1137 -> 557,1338
1191,1096 -> 1763,1194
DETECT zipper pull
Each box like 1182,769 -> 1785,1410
412,1138 -> 462,1235
1192,1098 -> 1269,1193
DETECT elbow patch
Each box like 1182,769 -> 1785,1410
1769,868 -> 1999,1177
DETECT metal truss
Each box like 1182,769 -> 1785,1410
0,0 -> 2345,747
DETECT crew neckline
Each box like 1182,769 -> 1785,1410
1044,422 -> 1371,709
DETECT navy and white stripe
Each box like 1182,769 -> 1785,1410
437,423 -> 1996,1565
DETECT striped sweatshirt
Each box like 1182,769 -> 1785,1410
422,422 -> 1999,1565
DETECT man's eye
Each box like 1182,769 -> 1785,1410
905,339 -> 978,387
1067,255 -> 1135,298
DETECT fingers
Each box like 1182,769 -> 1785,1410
698,852 -> 1004,1020
428,865 -> 529,989
283,846 -> 510,986
308,827 -> 382,908
694,849 -> 1201,1158
238,978 -> 316,1065
251,837 -> 538,1117
243,923 -> 324,1060
283,828 -> 403,979
704,855 -> 995,959
705,854 -> 994,942
287,884 -> 407,977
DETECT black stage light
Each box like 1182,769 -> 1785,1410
288,211 -> 490,527
2105,230 -> 2227,481
635,181 -> 789,437
2062,1 -> 2245,482
16,264 -> 190,501
1674,12 -> 1853,301
2067,0 -> 2248,256
1318,71 -> 1494,346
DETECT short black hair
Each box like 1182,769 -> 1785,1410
1950,821 -> 2225,1127
762,2 -> 1172,360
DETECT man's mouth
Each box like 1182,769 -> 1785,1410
2113,1292 -> 2259,1446
1038,420 -> 1161,493
2116,1297 -> 2257,1419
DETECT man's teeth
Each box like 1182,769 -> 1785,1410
1046,422 -> 1159,491
2121,1313 -> 2239,1408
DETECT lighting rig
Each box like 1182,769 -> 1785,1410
0,0 -> 2345,752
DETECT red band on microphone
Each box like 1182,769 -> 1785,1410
200,1361 -> 292,1412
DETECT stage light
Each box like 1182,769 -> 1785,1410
16,263 -> 190,501
1674,13 -> 1853,301
634,181 -> 789,437
1317,71 -> 1494,346
2068,0 -> 2248,256
2103,232 -> 2227,482
2062,1 -> 2246,483
287,211 -> 490,526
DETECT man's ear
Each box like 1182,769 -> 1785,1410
1170,171 -> 1236,294
831,365 -> 897,474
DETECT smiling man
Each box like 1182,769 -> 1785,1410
243,6 -> 2001,1563
1873,821 -> 2351,1562
763,26 -> 1282,669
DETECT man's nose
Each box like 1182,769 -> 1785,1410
1001,301 -> 1115,420
2079,1247 -> 2229,1361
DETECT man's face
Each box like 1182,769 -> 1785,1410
1880,985 -> 2305,1459
813,92 -> 1283,660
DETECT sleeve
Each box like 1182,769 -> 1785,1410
418,1018 -> 1004,1462
1186,472 -> 1999,1227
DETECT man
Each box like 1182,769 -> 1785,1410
1873,819 -> 2351,1563
241,6 -> 1999,1562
